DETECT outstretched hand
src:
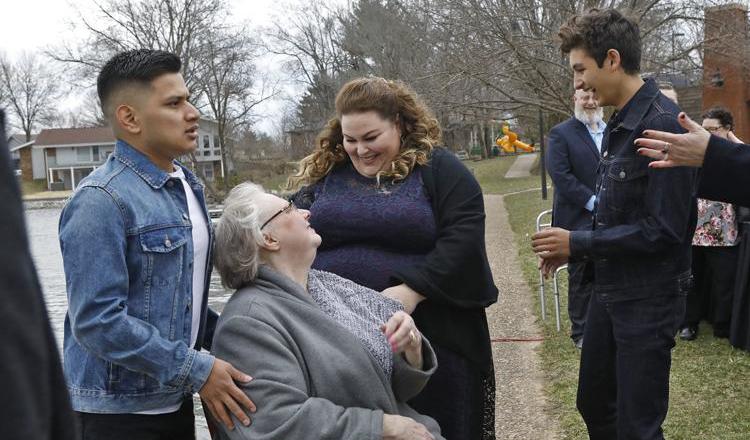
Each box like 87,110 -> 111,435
634,112 -> 710,168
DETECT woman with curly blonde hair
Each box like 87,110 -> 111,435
290,77 -> 498,440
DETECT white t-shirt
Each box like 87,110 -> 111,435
136,166 -> 209,415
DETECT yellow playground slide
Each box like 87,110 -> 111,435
496,124 -> 534,153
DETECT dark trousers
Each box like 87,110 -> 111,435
75,399 -> 195,440
683,246 -> 738,335
567,259 -> 593,341
577,293 -> 685,440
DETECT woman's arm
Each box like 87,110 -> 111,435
391,149 -> 498,309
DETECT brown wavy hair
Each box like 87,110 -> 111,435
287,77 -> 442,189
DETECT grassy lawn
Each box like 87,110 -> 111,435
466,154 -> 544,195
503,188 -> 750,439
20,179 -> 47,195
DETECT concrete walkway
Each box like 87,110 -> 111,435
484,194 -> 560,439
504,153 -> 538,178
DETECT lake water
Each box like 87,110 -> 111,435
25,207 -> 234,439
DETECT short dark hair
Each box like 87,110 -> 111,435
559,9 -> 641,74
97,49 -> 182,119
702,106 -> 734,130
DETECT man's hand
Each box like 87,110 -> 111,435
383,414 -> 435,440
531,227 -> 572,259
538,256 -> 568,279
382,284 -> 425,314
199,358 -> 256,430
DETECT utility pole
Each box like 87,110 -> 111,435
671,32 -> 684,74
538,107 -> 547,200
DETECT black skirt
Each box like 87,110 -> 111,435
408,343 -> 496,440
731,225 -> 750,351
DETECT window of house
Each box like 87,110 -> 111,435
203,135 -> 211,150
76,147 -> 91,162
203,163 -> 214,181
92,146 -> 99,158
203,150 -> 211,156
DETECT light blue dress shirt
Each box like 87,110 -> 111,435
584,120 -> 606,211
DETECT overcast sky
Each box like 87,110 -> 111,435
0,0 -> 321,135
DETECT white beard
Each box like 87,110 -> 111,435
575,107 -> 604,127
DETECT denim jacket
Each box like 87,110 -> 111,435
569,79 -> 697,301
59,140 -> 216,413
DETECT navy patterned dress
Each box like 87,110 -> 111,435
309,164 -> 437,290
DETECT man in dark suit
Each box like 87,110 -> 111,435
0,108 -> 77,439
546,89 -> 604,348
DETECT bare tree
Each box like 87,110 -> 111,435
46,89 -> 108,129
52,0 -> 272,197
0,53 -> 63,141
51,0 -> 230,91
196,30 -> 279,188
266,0 -> 355,128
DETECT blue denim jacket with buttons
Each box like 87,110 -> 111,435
59,140 -> 216,413
569,79 -> 697,300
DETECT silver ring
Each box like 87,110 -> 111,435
661,142 -> 670,154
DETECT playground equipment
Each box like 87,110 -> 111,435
496,124 -> 534,154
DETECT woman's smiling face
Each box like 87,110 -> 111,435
340,111 -> 401,178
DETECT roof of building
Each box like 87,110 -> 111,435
7,133 -> 36,149
9,140 -> 34,153
34,126 -> 115,148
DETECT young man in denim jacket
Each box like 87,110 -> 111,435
59,50 -> 255,439
532,9 -> 696,440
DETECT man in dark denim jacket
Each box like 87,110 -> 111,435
532,10 -> 696,440
59,50 -> 255,439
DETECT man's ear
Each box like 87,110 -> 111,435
606,49 -> 621,71
115,104 -> 141,135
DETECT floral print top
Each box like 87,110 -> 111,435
692,198 -> 738,246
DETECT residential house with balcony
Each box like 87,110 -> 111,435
32,118 -> 225,190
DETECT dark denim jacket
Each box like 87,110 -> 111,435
569,79 -> 697,301
59,140 -> 216,412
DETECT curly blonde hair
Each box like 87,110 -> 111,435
287,77 -> 442,189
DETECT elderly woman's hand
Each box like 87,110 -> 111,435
381,311 -> 423,369
382,414 -> 435,440
634,112 -> 710,168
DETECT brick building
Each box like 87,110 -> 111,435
702,4 -> 750,141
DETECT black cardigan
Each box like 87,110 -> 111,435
699,135 -> 750,206
294,147 -> 499,368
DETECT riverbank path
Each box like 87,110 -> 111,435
485,194 -> 561,439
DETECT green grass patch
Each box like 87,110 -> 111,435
467,154 -> 544,195
20,179 -> 47,195
502,189 -> 750,440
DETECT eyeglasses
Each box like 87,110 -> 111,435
260,201 -> 297,230
704,126 -> 724,133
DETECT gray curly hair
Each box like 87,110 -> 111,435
213,182 -> 267,289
